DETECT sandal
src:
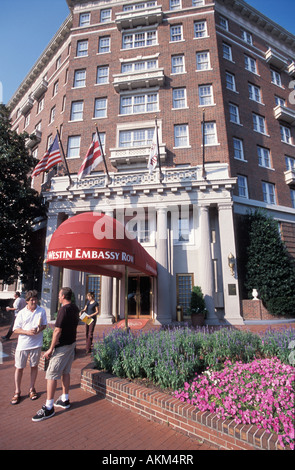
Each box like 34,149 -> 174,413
29,389 -> 38,400
11,392 -> 21,405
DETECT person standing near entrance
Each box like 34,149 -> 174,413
32,287 -> 79,422
11,290 -> 47,405
80,291 -> 99,354
1,292 -> 26,342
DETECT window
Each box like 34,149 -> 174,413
170,25 -> 183,42
271,69 -> 282,86
280,125 -> 292,144
53,81 -> 59,96
67,136 -> 81,158
37,97 -> 44,114
172,54 -> 185,73
100,8 -> 111,22
120,92 -> 158,115
192,0 -> 204,5
275,96 -> 285,107
248,83 -> 262,103
253,113 -> 266,134
291,189 -> 295,209
74,70 -> 86,88
245,55 -> 257,74
24,113 -> 30,128
196,51 -> 210,70
229,103 -> 240,124
86,275 -> 101,310
262,182 -> 276,204
56,56 -> 61,70
257,146 -> 271,168
170,0 -> 181,9
285,155 -> 295,170
237,175 -> 248,198
79,12 -> 90,26
99,36 -> 110,53
70,101 -> 83,121
119,128 -> 154,147
123,2 -> 157,11
176,274 -> 194,316
50,106 -> 56,123
241,28 -> 252,44
76,40 -> 88,57
222,43 -> 232,61
123,30 -> 157,49
173,88 -> 187,108
226,72 -> 236,91
203,122 -> 217,145
96,66 -> 109,84
233,138 -> 244,160
174,124 -> 189,147
194,21 -> 207,38
199,84 -> 213,106
94,98 -> 107,118
121,59 -> 158,73
219,16 -> 228,30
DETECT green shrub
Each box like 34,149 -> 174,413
42,327 -> 53,351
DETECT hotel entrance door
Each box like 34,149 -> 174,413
128,276 -> 152,318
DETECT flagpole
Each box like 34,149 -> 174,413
95,124 -> 111,186
155,116 -> 163,182
202,109 -> 206,180
56,127 -> 73,188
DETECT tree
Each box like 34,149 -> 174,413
0,104 -> 46,286
244,210 -> 295,316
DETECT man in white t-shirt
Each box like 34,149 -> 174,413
10,290 -> 47,405
1,292 -> 26,341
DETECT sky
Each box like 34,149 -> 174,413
0,0 -> 294,105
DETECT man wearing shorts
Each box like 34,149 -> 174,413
11,290 -> 47,405
32,287 -> 79,422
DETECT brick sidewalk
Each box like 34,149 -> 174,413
0,323 -> 217,451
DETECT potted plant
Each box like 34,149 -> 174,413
189,286 -> 207,327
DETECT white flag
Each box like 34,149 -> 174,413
147,126 -> 159,174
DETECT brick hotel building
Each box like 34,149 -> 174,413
5,0 -> 295,325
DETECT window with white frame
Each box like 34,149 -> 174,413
257,146 -> 271,168
171,54 -> 185,73
121,58 -> 158,73
285,155 -> 295,170
226,71 -> 236,91
123,30 -> 157,49
271,69 -> 282,86
37,97 -> 44,114
174,124 -> 189,147
172,88 -> 187,108
280,125 -> 292,144
262,182 -> 276,204
219,15 -> 228,30
196,51 -> 210,70
192,0 -> 204,5
79,12 -> 90,26
275,96 -> 285,107
199,84 -> 213,106
74,69 -> 86,88
222,43 -> 232,61
67,136 -> 81,158
245,55 -> 257,74
120,92 -> 158,115
76,40 -> 88,57
170,0 -> 181,9
241,28 -> 252,44
25,113 -> 30,128
203,121 -> 217,145
119,128 -> 154,147
70,101 -> 83,121
291,189 -> 295,209
99,36 -> 110,53
94,98 -> 107,118
253,113 -> 266,134
233,137 -> 244,160
96,65 -> 109,84
50,106 -> 56,123
229,103 -> 240,124
237,175 -> 248,198
53,80 -> 59,96
100,8 -> 111,22
248,83 -> 262,103
170,24 -> 183,42
123,2 -> 157,11
194,21 -> 207,38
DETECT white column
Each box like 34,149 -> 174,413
97,209 -> 114,324
155,206 -> 172,324
218,203 -> 243,325
199,205 -> 218,324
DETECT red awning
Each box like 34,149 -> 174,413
46,212 -> 157,278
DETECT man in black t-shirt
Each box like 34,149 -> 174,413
32,287 -> 79,422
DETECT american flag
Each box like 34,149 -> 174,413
77,132 -> 103,180
31,135 -> 62,177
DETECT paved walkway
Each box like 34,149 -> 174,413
1,320 -> 294,451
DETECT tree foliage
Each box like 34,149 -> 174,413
0,104 -> 46,285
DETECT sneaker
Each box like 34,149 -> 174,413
32,405 -> 55,422
54,396 -> 71,409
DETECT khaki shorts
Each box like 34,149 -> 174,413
46,342 -> 76,380
15,348 -> 42,369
